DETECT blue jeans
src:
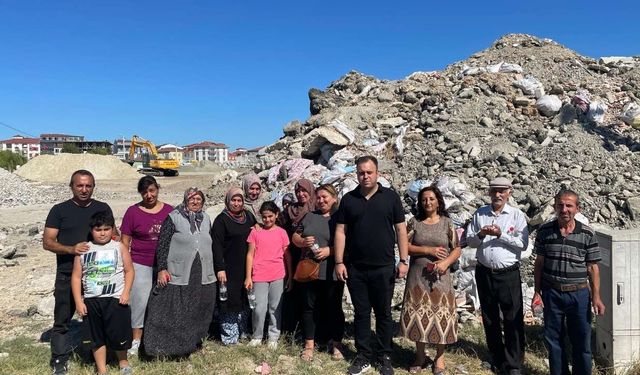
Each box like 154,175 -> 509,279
542,287 -> 593,375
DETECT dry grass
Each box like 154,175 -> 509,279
0,323 -> 624,374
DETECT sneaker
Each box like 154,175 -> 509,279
378,355 -> 394,375
248,339 -> 262,347
52,359 -> 68,375
120,365 -> 133,375
267,341 -> 278,350
347,355 -> 371,375
127,340 -> 140,356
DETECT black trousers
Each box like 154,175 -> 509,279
475,263 -> 525,372
51,271 -> 75,367
347,263 -> 395,362
301,279 -> 345,343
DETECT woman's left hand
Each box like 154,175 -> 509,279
285,277 -> 293,292
314,246 -> 330,261
433,260 -> 449,275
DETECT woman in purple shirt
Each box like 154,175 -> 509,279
120,176 -> 173,355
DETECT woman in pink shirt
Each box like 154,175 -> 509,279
120,176 -> 173,355
244,201 -> 292,349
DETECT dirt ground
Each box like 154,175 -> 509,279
0,172 -> 222,342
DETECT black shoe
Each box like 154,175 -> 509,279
52,359 -> 68,375
347,355 -> 372,375
378,355 -> 394,375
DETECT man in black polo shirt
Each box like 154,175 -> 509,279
532,189 -> 605,375
334,155 -> 408,375
43,170 -> 114,375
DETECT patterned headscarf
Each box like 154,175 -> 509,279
175,187 -> 205,234
223,187 -> 248,224
286,178 -> 316,226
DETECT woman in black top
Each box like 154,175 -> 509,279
211,187 -> 256,345
292,184 -> 345,361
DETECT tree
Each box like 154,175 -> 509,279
61,143 -> 81,154
0,150 -> 27,172
87,147 -> 110,155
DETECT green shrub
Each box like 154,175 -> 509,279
0,150 -> 27,172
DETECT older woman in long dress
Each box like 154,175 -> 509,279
143,188 -> 217,358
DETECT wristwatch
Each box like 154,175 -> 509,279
399,258 -> 409,265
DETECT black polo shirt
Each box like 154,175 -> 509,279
336,183 -> 405,267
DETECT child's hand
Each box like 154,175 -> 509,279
76,302 -> 87,317
119,292 -> 130,305
244,278 -> 253,290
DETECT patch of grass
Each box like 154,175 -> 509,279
0,324 -> 627,374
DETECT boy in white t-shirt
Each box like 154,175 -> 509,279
71,211 -> 135,375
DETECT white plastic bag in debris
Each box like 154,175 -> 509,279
587,101 -> 607,123
394,125 -> 409,155
513,75 -> 545,98
329,119 -> 356,145
536,95 -> 563,117
456,268 -> 480,311
327,148 -> 355,170
362,129 -> 381,147
407,179 -> 432,202
619,102 -> 640,128
486,62 -> 523,74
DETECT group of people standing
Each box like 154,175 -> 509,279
43,154 -> 605,375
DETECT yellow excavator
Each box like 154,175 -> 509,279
127,135 -> 180,176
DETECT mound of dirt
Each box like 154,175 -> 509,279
15,153 -> 142,183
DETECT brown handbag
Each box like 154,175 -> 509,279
294,259 -> 320,282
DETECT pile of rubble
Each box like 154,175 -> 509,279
15,153 -> 141,183
0,167 -> 70,208
243,33 -> 640,230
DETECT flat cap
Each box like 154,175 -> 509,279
489,177 -> 512,188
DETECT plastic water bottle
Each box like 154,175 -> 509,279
311,242 -> 320,255
532,296 -> 543,319
219,283 -> 228,301
247,287 -> 257,309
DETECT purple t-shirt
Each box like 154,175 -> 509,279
121,203 -> 173,266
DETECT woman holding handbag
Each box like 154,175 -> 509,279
291,184 -> 346,362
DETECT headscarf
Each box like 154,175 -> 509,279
223,187 -> 248,224
242,173 -> 263,218
175,187 -> 204,234
286,178 -> 316,226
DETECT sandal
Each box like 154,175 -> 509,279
329,342 -> 345,361
300,347 -> 314,362
432,367 -> 446,375
409,358 -> 427,374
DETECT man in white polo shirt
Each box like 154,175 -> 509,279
467,177 -> 529,375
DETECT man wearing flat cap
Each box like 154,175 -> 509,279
467,177 -> 529,375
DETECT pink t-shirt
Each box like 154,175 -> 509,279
247,226 -> 290,282
120,203 -> 173,267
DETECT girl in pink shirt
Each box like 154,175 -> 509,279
245,201 -> 292,348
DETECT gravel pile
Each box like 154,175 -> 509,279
15,154 -> 141,183
0,168 -> 70,208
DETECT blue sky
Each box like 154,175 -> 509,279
0,1 -> 638,150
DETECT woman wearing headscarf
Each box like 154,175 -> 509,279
142,188 -> 217,358
279,178 -> 316,335
241,173 -> 265,222
211,187 -> 256,345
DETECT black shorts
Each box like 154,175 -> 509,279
81,297 -> 132,350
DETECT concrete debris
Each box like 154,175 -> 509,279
227,33 -> 640,230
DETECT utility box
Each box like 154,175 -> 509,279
595,228 -> 640,373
